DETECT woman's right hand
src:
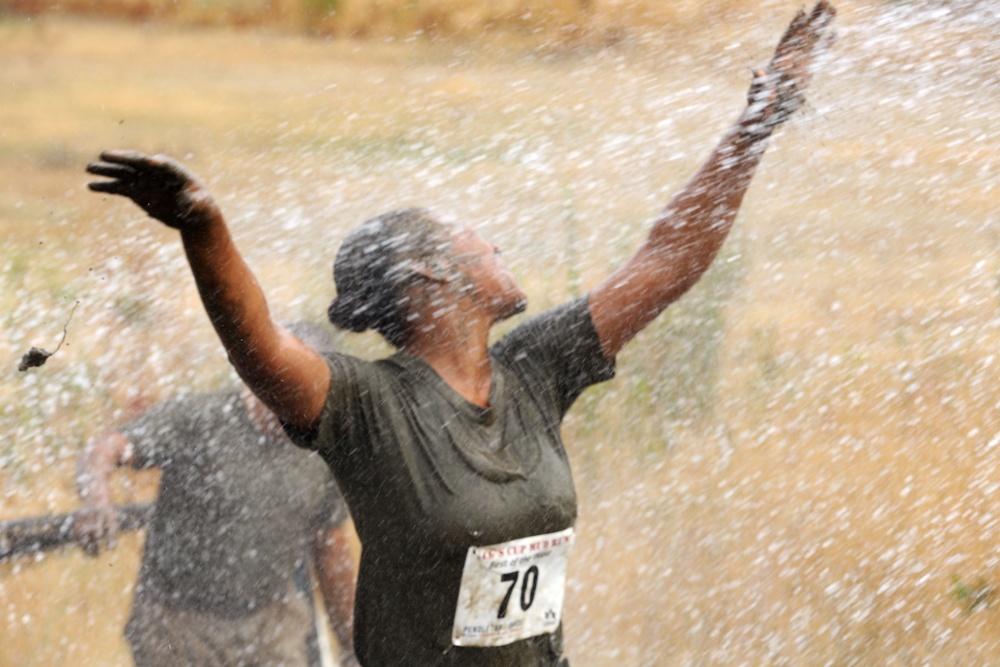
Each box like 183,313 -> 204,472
86,150 -> 219,231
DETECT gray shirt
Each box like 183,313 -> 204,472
292,297 -> 615,665
123,390 -> 347,615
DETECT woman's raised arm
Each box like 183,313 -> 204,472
86,151 -> 330,429
589,0 -> 836,359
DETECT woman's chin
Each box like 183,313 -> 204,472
496,294 -> 528,321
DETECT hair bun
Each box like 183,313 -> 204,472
327,295 -> 372,333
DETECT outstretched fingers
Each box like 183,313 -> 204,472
85,149 -> 218,229
97,149 -> 158,167
775,7 -> 809,58
87,150 -> 174,179
749,0 -> 836,130
86,151 -> 188,194
797,1 -> 837,63
801,1 -> 837,61
86,160 -> 134,179
770,1 -> 836,77
809,0 -> 837,37
86,151 -> 151,193
86,164 -> 134,194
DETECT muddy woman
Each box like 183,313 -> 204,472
86,3 -> 835,664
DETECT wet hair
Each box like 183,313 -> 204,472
327,208 -> 452,348
284,319 -> 336,356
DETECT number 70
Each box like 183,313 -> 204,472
498,565 -> 539,619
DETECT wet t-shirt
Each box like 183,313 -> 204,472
122,391 -> 347,615
292,297 -> 615,665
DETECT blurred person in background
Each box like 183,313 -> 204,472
74,321 -> 359,667
84,2 -> 835,664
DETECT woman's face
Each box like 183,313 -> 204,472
448,225 -> 527,321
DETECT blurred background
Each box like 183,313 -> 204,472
1,0 -> 999,664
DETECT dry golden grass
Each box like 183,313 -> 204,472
0,0 -> 821,40
2,2 -> 1000,664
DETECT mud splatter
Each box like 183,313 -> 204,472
18,301 -> 79,372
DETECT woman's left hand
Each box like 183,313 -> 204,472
744,0 -> 837,134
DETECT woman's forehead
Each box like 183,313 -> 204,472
449,225 -> 491,250
416,211 -> 487,252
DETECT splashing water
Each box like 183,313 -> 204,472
1,1 -> 999,664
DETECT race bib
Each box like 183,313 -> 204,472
452,527 -> 574,647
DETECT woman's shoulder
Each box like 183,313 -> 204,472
320,349 -> 419,392
491,296 -> 595,359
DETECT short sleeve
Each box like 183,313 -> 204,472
282,352 -> 375,461
491,295 -> 615,417
119,395 -> 198,468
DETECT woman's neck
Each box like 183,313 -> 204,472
403,311 -> 494,407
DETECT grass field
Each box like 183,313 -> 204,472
0,0 -> 845,39
2,1 -> 1000,664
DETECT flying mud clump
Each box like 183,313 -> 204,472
18,301 -> 79,372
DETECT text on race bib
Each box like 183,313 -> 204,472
452,528 -> 574,647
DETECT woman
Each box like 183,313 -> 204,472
86,3 -> 835,664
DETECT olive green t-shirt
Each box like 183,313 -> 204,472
294,297 -> 614,666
